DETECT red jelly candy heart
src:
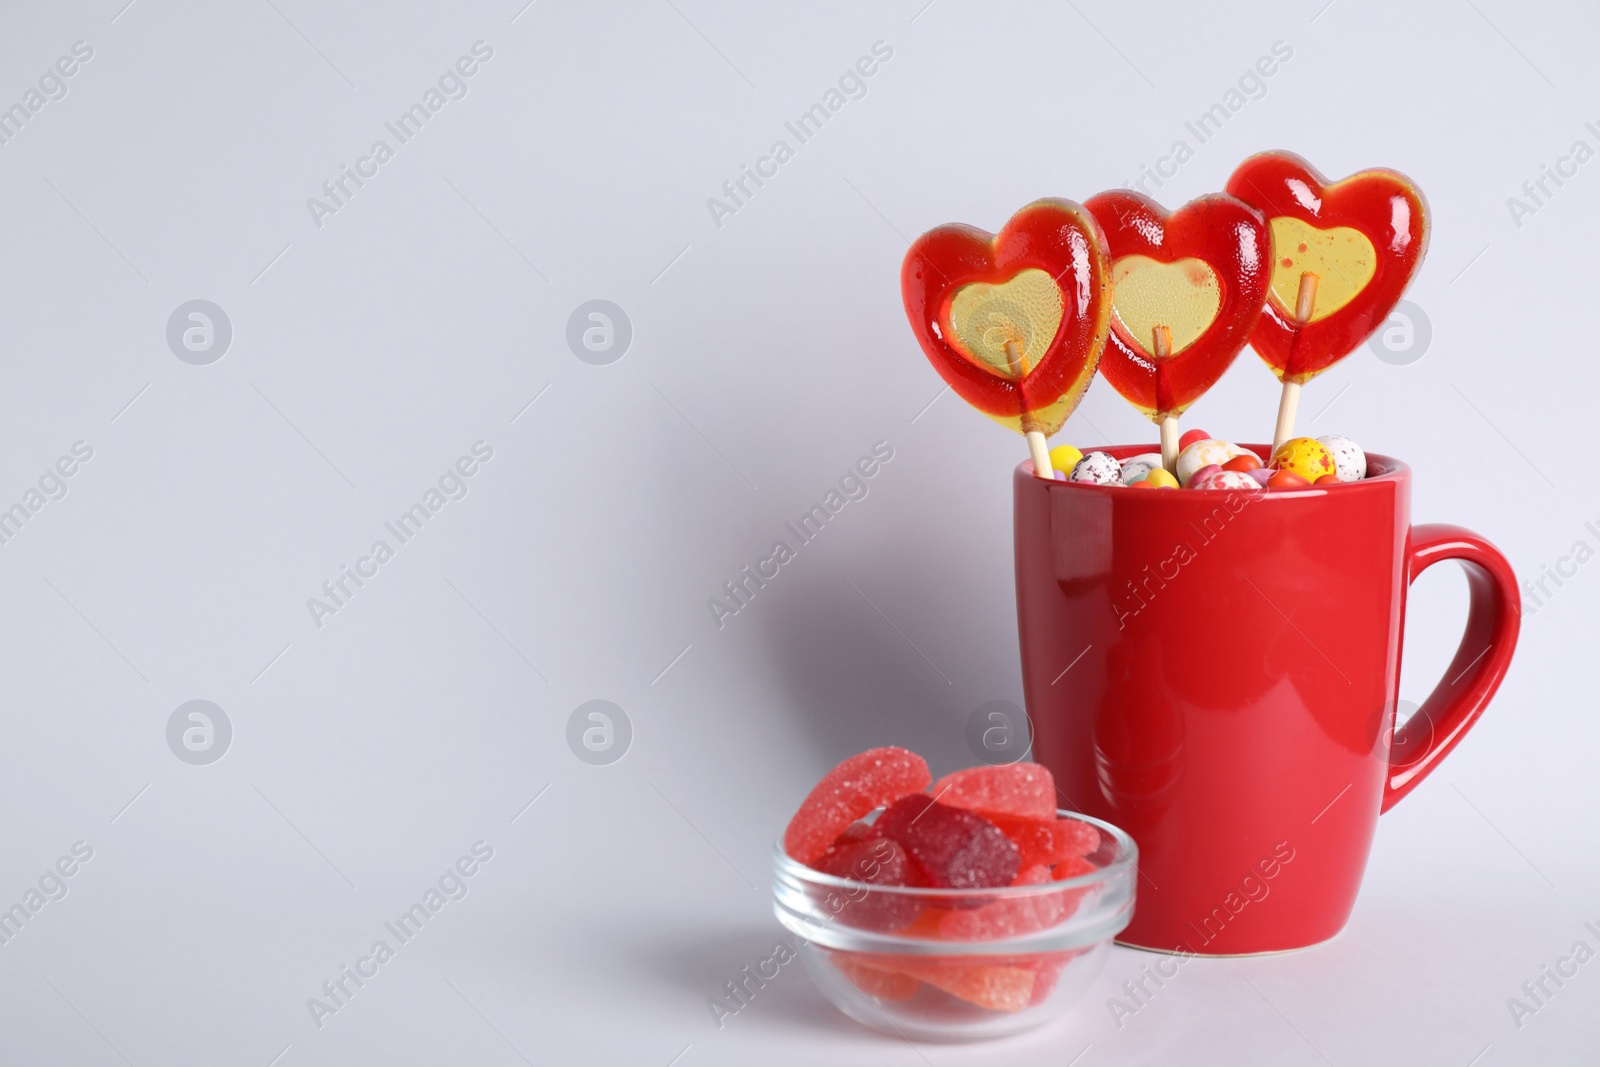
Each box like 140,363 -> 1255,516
868,956 -> 1036,1014
814,838 -> 925,932
870,794 -> 1020,890
784,747 -> 931,865
931,763 -> 1057,821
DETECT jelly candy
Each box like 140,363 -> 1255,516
938,865 -> 1070,941
870,794 -> 1020,890
830,953 -> 920,1001
1226,151 -> 1429,386
901,200 -> 1111,440
932,763 -> 1057,821
989,815 -> 1098,869
1083,191 -> 1271,422
784,747 -> 931,864
875,957 -> 1036,1013
815,838 -> 926,932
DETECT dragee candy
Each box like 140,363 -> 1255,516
1175,439 -> 1235,485
1069,451 -> 1122,485
1121,458 -> 1159,486
1317,434 -> 1366,481
932,763 -> 1057,820
1048,443 -> 1083,473
870,794 -> 1021,890
1222,452 -> 1261,472
1178,428 -> 1211,450
1270,437 -> 1336,483
1191,469 -> 1260,492
784,747 -> 931,864
1267,469 -> 1310,489
1142,467 -> 1179,489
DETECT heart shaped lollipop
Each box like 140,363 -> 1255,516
1084,190 -> 1271,470
901,199 -> 1111,477
1225,151 -> 1429,449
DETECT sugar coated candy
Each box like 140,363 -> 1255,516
784,747 -> 931,865
1317,434 -> 1366,481
870,794 -> 1021,890
1069,451 -> 1122,485
815,838 -> 926,932
1142,467 -> 1179,489
830,953 -> 920,1001
931,763 -> 1057,821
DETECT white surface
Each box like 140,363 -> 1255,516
0,0 -> 1595,1063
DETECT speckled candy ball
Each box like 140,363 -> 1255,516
1270,437 -> 1337,483
1175,440 -> 1237,486
1120,454 -> 1163,485
1316,434 -> 1367,482
1191,468 -> 1262,492
1070,451 -> 1122,485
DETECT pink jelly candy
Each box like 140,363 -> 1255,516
989,815 -> 1099,869
870,794 -> 1020,890
938,865 -> 1070,941
784,747 -> 931,865
931,763 -> 1057,821
815,838 -> 926,932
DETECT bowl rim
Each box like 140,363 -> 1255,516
771,808 -> 1138,901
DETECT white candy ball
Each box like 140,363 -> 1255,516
1317,434 -> 1367,481
1070,451 -> 1122,485
1175,439 -> 1236,486
1191,469 -> 1261,491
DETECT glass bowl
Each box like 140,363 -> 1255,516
772,809 -> 1136,1041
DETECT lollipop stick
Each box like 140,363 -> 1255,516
1004,340 -> 1053,479
1152,326 -> 1178,471
1272,272 -> 1319,454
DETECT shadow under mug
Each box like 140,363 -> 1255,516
1013,446 -> 1520,954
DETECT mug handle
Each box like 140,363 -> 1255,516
1382,524 -> 1521,813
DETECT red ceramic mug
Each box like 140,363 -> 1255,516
1015,446 -> 1519,954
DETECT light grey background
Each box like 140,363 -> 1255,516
0,0 -> 1593,1063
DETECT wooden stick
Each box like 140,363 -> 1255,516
1004,340 -> 1052,479
1272,272 -> 1319,454
1152,326 -> 1178,471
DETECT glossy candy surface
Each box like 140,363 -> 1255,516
1069,451 -> 1122,486
1084,191 -> 1271,421
1271,437 -> 1337,482
902,200 -> 1111,437
1226,151 -> 1429,384
1318,434 -> 1367,482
